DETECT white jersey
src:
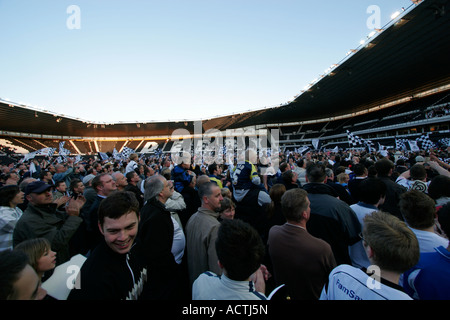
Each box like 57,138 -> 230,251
320,264 -> 412,300
193,272 -> 267,300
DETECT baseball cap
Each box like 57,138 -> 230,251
82,174 -> 96,186
415,156 -> 425,162
25,181 -> 52,196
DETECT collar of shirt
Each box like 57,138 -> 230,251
356,202 -> 378,210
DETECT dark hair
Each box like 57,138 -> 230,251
410,164 -> 427,181
353,163 -> 367,176
54,180 -> 66,188
279,162 -> 288,173
305,163 -> 326,183
359,178 -> 387,205
69,178 -> 82,193
208,163 -> 218,174
39,170 -> 50,180
0,185 -> 21,207
375,159 -> 394,176
98,191 -> 139,227
281,170 -> 294,184
428,175 -> 450,200
267,184 -> 286,219
92,173 -> 109,191
0,250 -> 31,300
335,166 -> 346,176
215,219 -> 264,281
367,164 -> 377,178
437,203 -> 450,238
125,171 -> 137,183
400,190 -> 436,229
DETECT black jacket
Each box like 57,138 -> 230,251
377,176 -> 407,221
326,180 -> 355,205
303,183 -> 361,265
68,240 -> 147,300
180,186 -> 201,229
138,197 -> 178,299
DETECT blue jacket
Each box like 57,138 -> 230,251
171,165 -> 192,193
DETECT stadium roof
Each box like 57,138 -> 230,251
1,0 -> 450,138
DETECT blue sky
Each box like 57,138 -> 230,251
0,0 -> 415,123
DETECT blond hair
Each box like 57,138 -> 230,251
363,211 -> 419,273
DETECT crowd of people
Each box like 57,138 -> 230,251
1,145 -> 449,300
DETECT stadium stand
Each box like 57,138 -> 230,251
0,0 -> 448,156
